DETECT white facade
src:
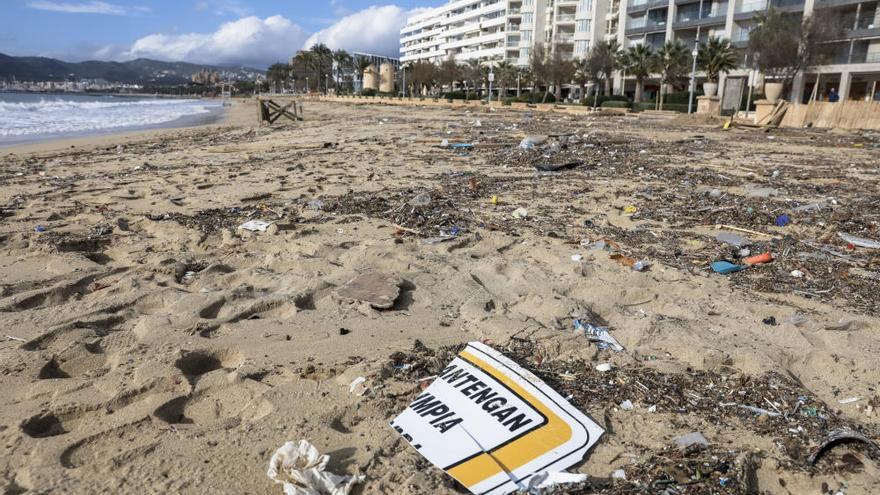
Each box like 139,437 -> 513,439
400,0 -> 606,66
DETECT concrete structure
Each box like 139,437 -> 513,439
363,65 -> 379,91
379,63 -> 397,92
612,0 -> 880,102
399,0 -> 607,67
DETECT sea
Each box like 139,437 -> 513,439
0,92 -> 224,146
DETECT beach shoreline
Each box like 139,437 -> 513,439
0,96 -> 247,154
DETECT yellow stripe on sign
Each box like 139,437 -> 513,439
447,350 -> 573,489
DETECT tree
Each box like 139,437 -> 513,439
309,43 -> 333,93
439,55 -> 461,95
266,63 -> 290,93
462,59 -> 484,99
409,60 -> 438,96
698,36 -> 737,83
572,58 -> 592,103
545,49 -> 575,102
655,40 -> 690,110
593,40 -> 621,96
748,8 -> 843,97
292,51 -> 315,92
620,44 -> 654,103
352,55 -> 373,95
530,42 -> 552,103
494,60 -> 515,97
331,49 -> 351,94
515,66 -> 532,97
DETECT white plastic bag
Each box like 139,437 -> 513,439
267,440 -> 364,495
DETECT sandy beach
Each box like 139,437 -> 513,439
0,99 -> 878,494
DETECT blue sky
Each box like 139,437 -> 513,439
0,1 -> 440,66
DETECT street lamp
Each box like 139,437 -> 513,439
687,0 -> 705,114
488,65 -> 495,102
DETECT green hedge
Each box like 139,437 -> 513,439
601,100 -> 629,108
503,92 -> 556,104
362,88 -> 377,97
441,90 -> 483,100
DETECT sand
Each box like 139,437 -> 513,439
0,99 -> 878,494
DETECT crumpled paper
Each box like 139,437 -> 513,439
267,440 -> 364,495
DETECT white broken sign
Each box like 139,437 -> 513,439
390,342 -> 604,495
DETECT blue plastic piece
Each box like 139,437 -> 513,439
775,214 -> 790,227
711,261 -> 746,274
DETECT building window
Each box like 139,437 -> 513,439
575,40 -> 591,53
520,47 -> 530,59
577,19 -> 592,32
523,0 -> 533,6
522,13 -> 533,25
521,30 -> 532,41
580,0 -> 593,11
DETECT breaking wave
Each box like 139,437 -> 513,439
0,95 -> 221,141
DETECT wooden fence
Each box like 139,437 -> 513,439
781,100 -> 880,130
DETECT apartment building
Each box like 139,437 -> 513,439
613,0 -> 880,101
399,0 -> 606,67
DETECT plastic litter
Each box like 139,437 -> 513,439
785,312 -> 808,326
595,363 -> 613,372
674,432 -> 710,449
574,319 -> 624,351
535,160 -> 583,172
790,270 -> 804,278
623,205 -> 637,215
744,252 -> 773,265
775,214 -> 790,227
348,376 -> 367,396
307,199 -> 325,211
422,226 -> 461,245
512,207 -> 529,219
838,397 -> 860,404
571,254 -> 583,262
526,472 -> 588,493
793,203 -> 822,212
239,220 -> 273,232
519,135 -> 548,150
619,400 -> 634,411
632,260 -> 649,272
711,261 -> 745,274
440,139 -> 449,147
34,225 -> 47,233
267,439 -> 364,495
612,469 -> 627,479
762,316 -> 777,326
838,232 -> 880,249
716,231 -> 748,247
409,192 -> 432,207
450,143 -> 474,150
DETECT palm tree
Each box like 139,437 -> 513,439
620,44 -> 655,103
331,49 -> 352,94
353,55 -> 372,95
516,66 -> 533,98
462,59 -> 484,99
494,60 -> 515,97
293,51 -> 315,92
698,36 -> 737,84
572,58 -> 592,103
310,43 -> 333,93
593,40 -> 621,96
266,63 -> 290,93
655,40 -> 690,110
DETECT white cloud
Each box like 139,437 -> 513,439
26,1 -> 148,15
125,15 -> 307,67
305,5 -> 425,57
193,0 -> 251,17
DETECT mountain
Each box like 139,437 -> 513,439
0,53 -> 264,86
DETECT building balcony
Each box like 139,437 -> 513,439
555,33 -> 576,42
814,0 -> 866,8
672,13 -> 728,29
556,14 -> 577,22
734,0 -> 804,17
627,0 -> 670,13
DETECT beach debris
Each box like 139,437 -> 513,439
336,272 -> 402,309
267,439 -> 364,495
348,376 -> 368,396
595,363 -> 613,372
785,312 -> 808,326
825,318 -> 869,331
535,160 -> 583,172
673,432 -> 710,450
423,226 -> 461,245
838,232 -> 880,249
612,469 -> 627,480
744,252 -> 773,265
619,400 -> 634,411
622,205 -> 637,215
762,316 -> 777,326
632,260 -> 649,272
775,214 -> 790,227
716,231 -> 748,247
34,225 -> 47,233
238,220 -> 273,232
807,429 -> 880,465
571,254 -> 583,262
519,135 -> 547,150
490,194 -> 498,205
409,192 -> 432,207
711,261 -> 745,274
450,143 -> 474,150
526,472 -> 588,492
838,397 -> 860,404
390,342 -> 604,495
512,207 -> 528,219
574,318 -> 624,351
307,199 -> 325,211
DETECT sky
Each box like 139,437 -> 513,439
0,0 -> 441,67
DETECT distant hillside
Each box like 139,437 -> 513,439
0,53 -> 264,86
